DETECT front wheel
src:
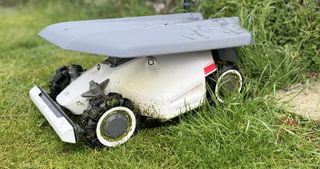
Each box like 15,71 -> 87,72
48,64 -> 84,100
81,93 -> 139,148
96,106 -> 137,147
211,65 -> 243,103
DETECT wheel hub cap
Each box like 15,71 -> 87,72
102,113 -> 128,139
216,70 -> 242,102
218,74 -> 240,96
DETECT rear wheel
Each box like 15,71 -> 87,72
211,65 -> 243,103
81,93 -> 139,148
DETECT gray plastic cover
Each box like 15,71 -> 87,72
39,13 -> 253,58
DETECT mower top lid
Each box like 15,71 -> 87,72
39,13 -> 253,58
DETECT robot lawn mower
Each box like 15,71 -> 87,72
29,3 -> 253,148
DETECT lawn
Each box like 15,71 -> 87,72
0,0 -> 319,168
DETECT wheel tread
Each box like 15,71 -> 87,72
81,93 -> 140,148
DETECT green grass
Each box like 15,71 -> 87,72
0,0 -> 319,168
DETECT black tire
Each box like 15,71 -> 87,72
81,93 -> 140,148
48,64 -> 84,100
208,65 -> 243,103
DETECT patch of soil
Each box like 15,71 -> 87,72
275,80 -> 320,121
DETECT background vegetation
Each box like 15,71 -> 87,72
0,0 -> 319,168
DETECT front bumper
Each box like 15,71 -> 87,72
29,86 -> 81,143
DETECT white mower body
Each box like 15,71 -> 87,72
56,51 -> 216,120
29,13 -> 253,144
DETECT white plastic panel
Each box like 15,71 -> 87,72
29,86 -> 76,143
57,51 -> 215,120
